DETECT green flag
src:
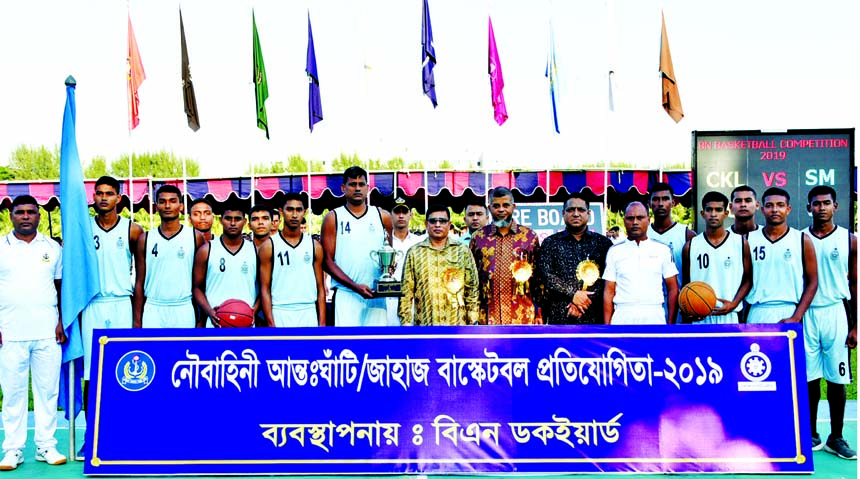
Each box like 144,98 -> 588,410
252,11 -> 269,139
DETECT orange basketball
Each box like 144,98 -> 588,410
679,281 -> 717,319
215,299 -> 255,328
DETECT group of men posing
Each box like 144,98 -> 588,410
0,166 -> 854,470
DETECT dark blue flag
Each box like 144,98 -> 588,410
422,0 -> 437,107
58,76 -> 100,420
306,12 -> 323,132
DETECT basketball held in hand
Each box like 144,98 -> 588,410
215,299 -> 255,328
679,281 -> 717,320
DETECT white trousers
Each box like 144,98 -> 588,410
611,304 -> 666,325
273,305 -> 318,327
0,339 -> 61,452
332,289 -> 387,327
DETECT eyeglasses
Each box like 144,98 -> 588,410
427,218 -> 449,225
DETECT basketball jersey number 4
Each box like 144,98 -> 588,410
340,221 -> 351,234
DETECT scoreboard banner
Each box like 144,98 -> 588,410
85,325 -> 812,476
692,129 -> 854,233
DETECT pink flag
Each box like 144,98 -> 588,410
488,17 -> 507,125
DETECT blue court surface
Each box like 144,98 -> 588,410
1,402 -> 856,478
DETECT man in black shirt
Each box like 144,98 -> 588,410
537,193 -> 613,325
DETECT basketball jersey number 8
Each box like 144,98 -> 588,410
753,246 -> 766,261
340,221 -> 351,234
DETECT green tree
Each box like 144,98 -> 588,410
0,166 -> 14,181
84,155 -> 110,179
8,145 -> 60,180
248,154 -> 325,175
110,151 -> 200,178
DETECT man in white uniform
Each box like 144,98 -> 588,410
190,198 -> 215,242
193,204 -> 268,327
681,191 -> 752,324
603,202 -> 679,325
80,176 -> 144,459
0,196 -> 67,469
321,167 -> 393,326
133,185 -> 204,328
271,193 -> 325,327
648,182 -> 695,324
730,185 -> 761,237
386,197 -> 422,325
746,188 -> 818,324
804,185 -> 857,459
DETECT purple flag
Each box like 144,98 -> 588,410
307,12 -> 322,131
422,0 -> 437,107
488,17 -> 507,125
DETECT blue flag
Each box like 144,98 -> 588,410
57,76 -> 100,420
421,0 -> 437,107
306,13 -> 323,132
545,23 -> 559,133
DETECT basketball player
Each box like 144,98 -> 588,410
804,185 -> 857,459
648,182 -> 695,324
133,185 -> 204,328
190,198 -> 215,242
746,188 -> 818,324
249,205 -> 273,249
603,202 -> 679,325
270,208 -> 281,236
271,193 -> 325,327
681,191 -> 752,324
730,185 -> 761,236
193,204 -> 268,327
321,166 -> 393,326
81,176 -> 143,455
386,197 -> 422,325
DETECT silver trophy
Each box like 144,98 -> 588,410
369,245 -> 404,297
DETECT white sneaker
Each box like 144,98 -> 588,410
35,447 -> 66,465
0,450 -> 23,471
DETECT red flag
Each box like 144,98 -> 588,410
659,11 -> 683,123
128,14 -> 146,131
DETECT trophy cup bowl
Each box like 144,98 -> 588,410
370,246 -> 404,297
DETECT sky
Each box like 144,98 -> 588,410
0,0 -> 857,178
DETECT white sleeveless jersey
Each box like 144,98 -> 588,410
272,233 -> 317,307
746,227 -> 804,305
809,226 -> 851,307
688,231 -> 745,312
331,206 -> 386,290
648,223 -> 689,284
206,237 -> 257,309
144,226 -> 196,305
92,216 -> 133,298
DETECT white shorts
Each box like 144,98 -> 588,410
804,303 -> 851,384
697,311 -> 739,325
611,304 -> 666,325
748,303 -> 797,324
332,288 -> 388,327
142,301 -> 196,329
82,296 -> 132,380
273,305 -> 319,327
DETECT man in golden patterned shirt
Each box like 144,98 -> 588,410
399,204 -> 479,325
470,187 -> 542,325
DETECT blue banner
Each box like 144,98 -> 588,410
85,325 -> 812,475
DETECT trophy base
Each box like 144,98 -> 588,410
373,280 -> 403,297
